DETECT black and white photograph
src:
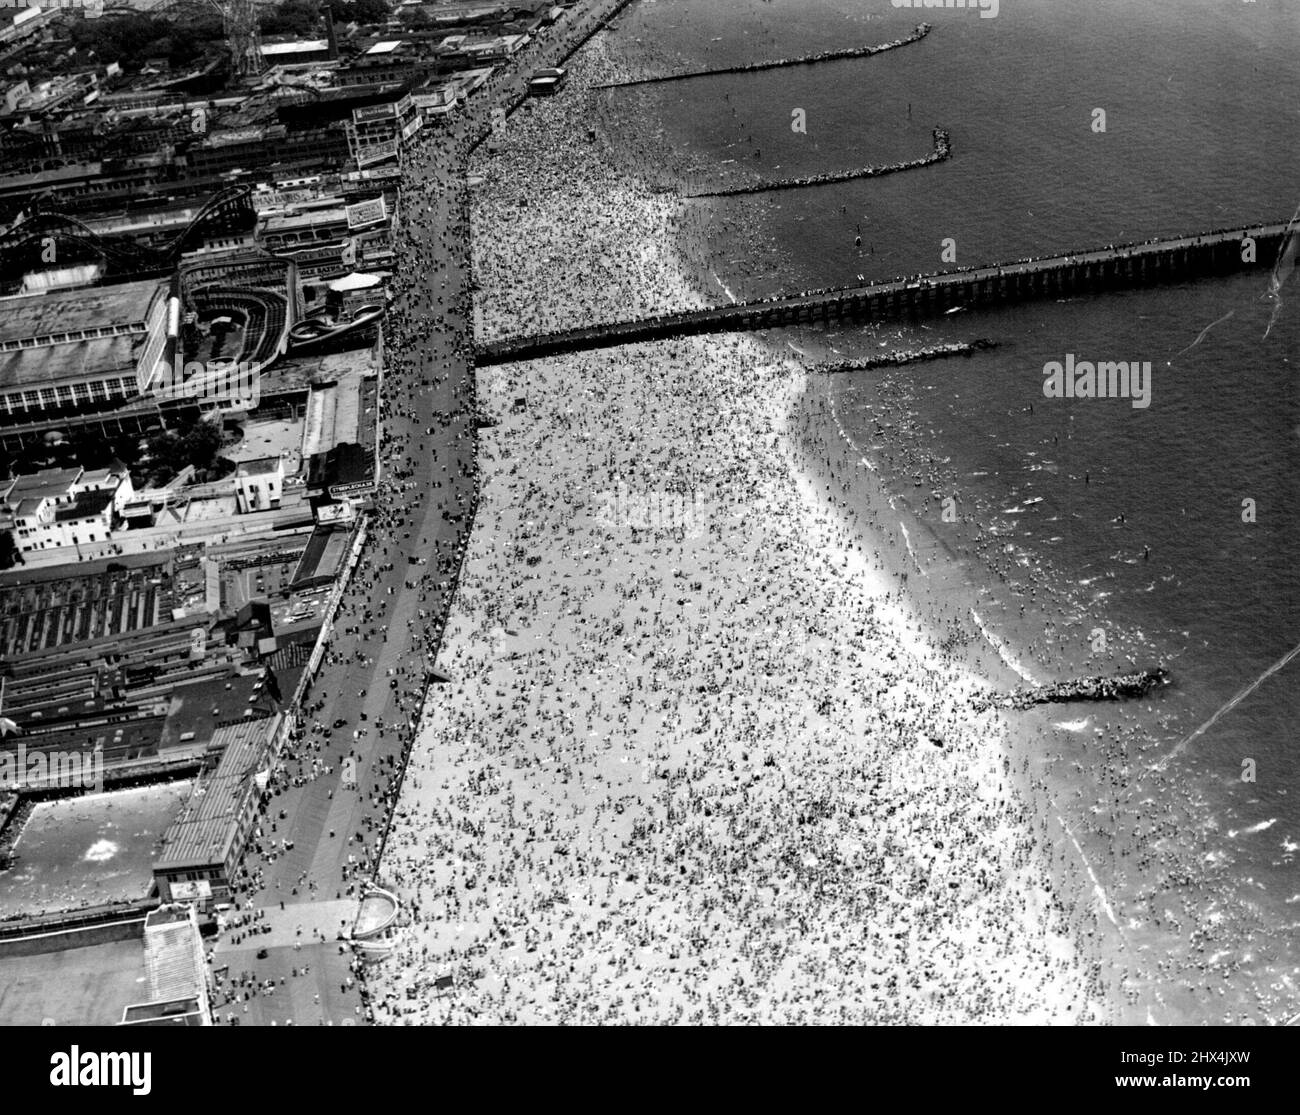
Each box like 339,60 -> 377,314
0,0 -> 1295,1081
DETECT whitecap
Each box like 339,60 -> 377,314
1226,818 -> 1277,838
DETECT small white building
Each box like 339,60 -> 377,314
1,465 -> 134,553
233,456 -> 284,514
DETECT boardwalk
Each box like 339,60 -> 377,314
477,221 -> 1294,365
207,0 -> 649,1028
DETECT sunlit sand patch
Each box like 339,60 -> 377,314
83,839 -> 120,863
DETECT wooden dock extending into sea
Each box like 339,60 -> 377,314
476,221 -> 1294,366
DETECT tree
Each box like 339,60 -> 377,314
143,429 -> 182,478
139,419 -> 224,484
68,12 -> 223,70
180,422 -> 222,471
399,7 -> 431,28
0,530 -> 18,571
260,0 -> 320,37
326,0 -> 390,27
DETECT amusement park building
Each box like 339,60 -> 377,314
0,276 -> 173,421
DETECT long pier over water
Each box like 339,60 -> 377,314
476,222 -> 1294,366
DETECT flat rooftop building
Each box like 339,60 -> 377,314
0,938 -> 149,1026
290,522 -> 352,589
0,278 -> 173,423
153,714 -> 282,907
300,344 -> 381,504
260,39 -> 334,65
120,902 -> 210,1025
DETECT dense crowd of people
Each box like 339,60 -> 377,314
203,0 -> 650,1027
365,37 -> 1105,1025
203,0 -> 1284,1027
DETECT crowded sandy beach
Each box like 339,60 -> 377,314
369,35 -> 1106,1025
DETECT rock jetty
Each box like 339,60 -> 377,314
999,667 -> 1172,711
689,126 -> 951,199
810,338 -> 996,373
594,23 -> 932,89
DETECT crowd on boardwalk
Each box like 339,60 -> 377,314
197,0 -> 659,1026
368,39 -> 1101,1025
323,0 -> 1285,1028
203,117 -> 483,1022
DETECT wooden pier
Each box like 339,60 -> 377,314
476,221 -> 1294,366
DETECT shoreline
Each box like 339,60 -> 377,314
593,24 -> 1130,1020
372,30 -> 1104,1024
784,359 -> 1134,1019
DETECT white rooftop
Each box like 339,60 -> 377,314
328,271 -> 383,293
261,40 -> 330,56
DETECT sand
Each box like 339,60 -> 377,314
370,28 -> 1100,1025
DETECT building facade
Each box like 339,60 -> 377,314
344,94 -> 422,169
234,456 -> 284,513
153,714 -> 284,908
1,464 -> 134,553
0,277 -> 173,422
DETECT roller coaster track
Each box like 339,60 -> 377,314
1,183 -> 255,277
1,212 -> 161,271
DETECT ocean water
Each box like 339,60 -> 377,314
597,0 -> 1300,1022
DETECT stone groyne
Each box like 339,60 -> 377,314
689,126 -> 951,199
594,22 -> 932,89
810,338 -> 996,373
1002,667 -> 1172,711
